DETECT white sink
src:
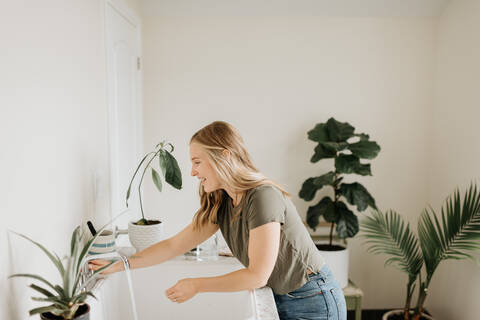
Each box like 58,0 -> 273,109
92,256 -> 259,320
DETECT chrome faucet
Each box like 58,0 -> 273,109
80,250 -> 139,320
79,251 -> 130,293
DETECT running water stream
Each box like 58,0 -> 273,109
122,258 -> 139,320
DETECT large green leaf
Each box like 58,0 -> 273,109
310,143 -> 337,162
325,118 -> 355,142
299,172 -> 335,201
307,123 -> 329,142
323,142 -> 349,151
151,168 -> 163,192
306,197 -> 335,230
335,201 -> 359,238
339,182 -> 376,211
348,140 -> 381,159
299,178 -> 316,201
322,198 -> 338,223
335,154 -> 371,176
161,150 -> 182,189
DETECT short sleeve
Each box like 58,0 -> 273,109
246,186 -> 286,230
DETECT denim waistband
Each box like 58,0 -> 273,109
307,263 -> 333,283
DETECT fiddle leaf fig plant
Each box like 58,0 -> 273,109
126,140 -> 182,225
299,117 -> 380,245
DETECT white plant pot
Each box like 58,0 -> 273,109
315,243 -> 349,288
382,309 -> 434,320
128,221 -> 164,252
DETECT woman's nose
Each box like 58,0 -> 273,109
191,168 -> 196,177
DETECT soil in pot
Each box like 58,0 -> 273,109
40,304 -> 90,320
134,219 -> 161,225
387,314 -> 431,320
315,244 -> 345,251
384,309 -> 433,320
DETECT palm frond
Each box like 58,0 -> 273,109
418,183 -> 480,281
361,209 -> 423,276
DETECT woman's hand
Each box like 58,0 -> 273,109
165,278 -> 198,303
88,259 -> 122,275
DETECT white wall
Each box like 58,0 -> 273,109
0,1 -> 141,319
140,0 -> 437,309
427,1 -> 480,319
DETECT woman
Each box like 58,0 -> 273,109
89,121 -> 347,320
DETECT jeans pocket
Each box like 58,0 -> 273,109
284,278 -> 321,299
285,288 -> 323,299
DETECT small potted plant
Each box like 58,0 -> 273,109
299,117 -> 380,287
361,183 -> 480,320
126,140 -> 182,251
8,222 -> 119,319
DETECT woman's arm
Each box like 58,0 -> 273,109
89,221 -> 219,274
165,222 -> 280,302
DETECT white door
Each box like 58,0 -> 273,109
89,2 -> 142,320
105,0 -> 143,236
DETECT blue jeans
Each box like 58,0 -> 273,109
273,264 -> 347,320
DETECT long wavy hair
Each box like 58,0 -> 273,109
190,121 -> 290,230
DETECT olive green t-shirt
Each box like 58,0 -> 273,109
216,184 -> 325,294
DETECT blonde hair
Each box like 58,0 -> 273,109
190,121 -> 290,230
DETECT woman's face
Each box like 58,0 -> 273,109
189,142 -> 222,193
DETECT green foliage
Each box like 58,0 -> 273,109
299,117 -> 380,243
8,214 -> 126,319
126,140 -> 183,222
360,183 -> 480,319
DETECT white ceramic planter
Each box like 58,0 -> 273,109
315,243 -> 349,288
382,309 -> 433,320
128,221 -> 164,252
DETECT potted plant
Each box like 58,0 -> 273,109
8,221 -> 120,319
299,117 -> 380,287
361,183 -> 480,320
126,140 -> 182,251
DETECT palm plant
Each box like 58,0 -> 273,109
361,183 -> 480,320
126,140 -> 182,225
8,218 -> 123,319
299,117 -> 380,246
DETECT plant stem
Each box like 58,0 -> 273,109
126,151 -> 155,207
331,171 -> 339,246
403,277 -> 416,320
138,149 -> 163,221
413,282 -> 428,320
329,222 -> 334,247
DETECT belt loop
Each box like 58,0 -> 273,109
318,264 -> 328,283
